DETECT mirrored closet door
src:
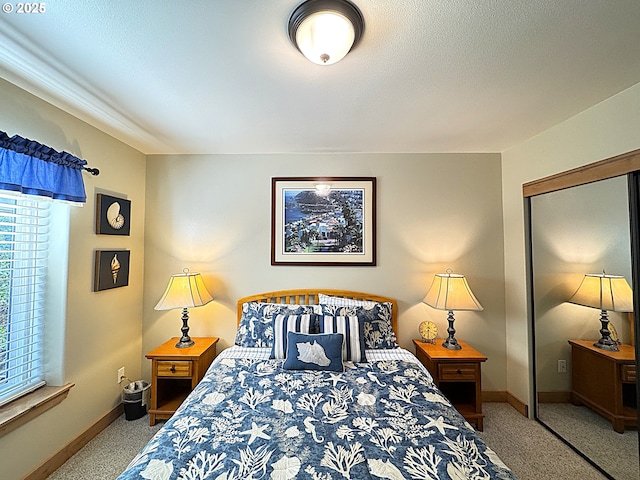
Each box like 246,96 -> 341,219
525,151 -> 640,480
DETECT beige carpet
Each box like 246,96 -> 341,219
46,414 -> 162,480
478,403 -> 608,480
537,402 -> 638,480
47,402 -> 608,479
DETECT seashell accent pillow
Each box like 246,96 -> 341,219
235,302 -> 316,348
283,332 -> 344,372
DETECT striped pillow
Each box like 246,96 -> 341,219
270,314 -> 314,359
317,315 -> 366,362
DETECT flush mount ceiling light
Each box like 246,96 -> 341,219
288,0 -> 364,65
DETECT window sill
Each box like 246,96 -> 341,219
0,383 -> 75,438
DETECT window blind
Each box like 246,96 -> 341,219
0,191 -> 49,406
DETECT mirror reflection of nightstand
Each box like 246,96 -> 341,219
568,339 -> 637,433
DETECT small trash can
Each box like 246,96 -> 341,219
122,380 -> 151,421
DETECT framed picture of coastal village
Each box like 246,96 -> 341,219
271,177 -> 376,266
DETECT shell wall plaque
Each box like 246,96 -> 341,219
96,193 -> 131,235
94,250 -> 130,291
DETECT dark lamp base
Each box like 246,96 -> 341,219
175,338 -> 195,348
442,338 -> 462,350
594,313 -> 619,352
443,310 -> 462,349
175,307 -> 195,348
593,337 -> 619,351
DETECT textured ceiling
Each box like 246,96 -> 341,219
1,0 -> 640,155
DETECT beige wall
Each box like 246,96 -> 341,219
501,82 -> 640,408
0,78 -> 146,480
142,153 -> 508,391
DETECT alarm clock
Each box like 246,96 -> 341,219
419,320 -> 438,344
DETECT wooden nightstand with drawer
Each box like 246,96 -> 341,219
146,337 -> 219,425
569,339 -> 637,433
413,339 -> 487,430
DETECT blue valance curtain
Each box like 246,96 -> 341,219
0,131 -> 88,204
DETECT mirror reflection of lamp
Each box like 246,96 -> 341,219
568,271 -> 633,352
423,269 -> 484,350
154,268 -> 214,348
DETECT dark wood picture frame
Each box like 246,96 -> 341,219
271,177 -> 376,266
96,193 -> 131,235
94,250 -> 130,291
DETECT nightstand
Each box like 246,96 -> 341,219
413,339 -> 487,430
146,337 -> 219,425
569,339 -> 636,433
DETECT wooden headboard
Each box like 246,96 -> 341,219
237,289 -> 398,334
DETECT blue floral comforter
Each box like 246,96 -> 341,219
118,347 -> 516,480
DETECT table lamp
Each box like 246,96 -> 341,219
154,268 -> 213,348
423,269 -> 483,350
568,272 -> 633,352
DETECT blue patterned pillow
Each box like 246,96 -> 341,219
283,332 -> 344,372
235,302 -> 316,347
317,314 -> 366,362
270,314 -> 314,359
315,299 -> 398,350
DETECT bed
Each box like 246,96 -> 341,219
118,289 -> 516,480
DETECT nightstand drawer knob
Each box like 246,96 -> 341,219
157,360 -> 192,377
439,363 -> 477,381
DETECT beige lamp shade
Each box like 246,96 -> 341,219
568,272 -> 633,352
423,270 -> 482,350
568,273 -> 633,312
155,269 -> 213,348
423,272 -> 484,312
155,269 -> 213,311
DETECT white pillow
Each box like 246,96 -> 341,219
317,293 -> 377,308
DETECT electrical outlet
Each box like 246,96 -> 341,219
557,360 -> 567,373
117,366 -> 125,384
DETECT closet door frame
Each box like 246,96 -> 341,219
523,148 -> 640,477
